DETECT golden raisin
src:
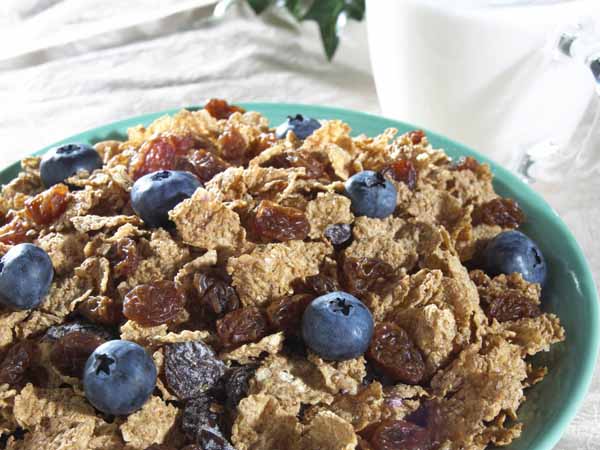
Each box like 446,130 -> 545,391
472,198 -> 525,228
216,307 -> 269,348
77,296 -> 123,326
381,160 -> 417,190
408,130 -> 426,145
50,331 -> 105,378
204,98 -> 245,120
253,200 -> 309,242
176,149 -> 230,184
130,134 -> 199,180
340,257 -> 395,297
123,281 -> 187,327
367,322 -> 425,385
24,183 -> 70,225
266,294 -> 313,335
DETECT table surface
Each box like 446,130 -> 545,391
0,1 -> 598,448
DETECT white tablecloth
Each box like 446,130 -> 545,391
0,1 -> 597,449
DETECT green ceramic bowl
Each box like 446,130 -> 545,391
2,103 -> 598,450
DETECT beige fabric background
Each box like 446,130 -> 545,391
0,1 -> 598,449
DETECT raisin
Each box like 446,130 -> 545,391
195,271 -> 240,317
123,281 -> 186,327
340,257 -> 395,297
472,198 -> 525,228
180,446 -> 203,450
130,134 -> 199,180
182,394 -> 221,441
367,323 -> 425,385
253,200 -> 309,242
224,365 -> 257,412
108,238 -> 139,279
266,294 -> 313,335
216,307 -> 269,348
324,223 -> 352,248
381,160 -> 417,191
218,126 -> 248,165
370,419 -> 434,450
409,130 -> 426,145
50,331 -> 105,378
0,341 -> 38,388
452,156 -> 480,171
357,436 -> 375,450
44,321 -> 115,342
0,218 -> 30,245
24,183 -> 70,225
305,273 -> 340,296
204,98 -> 245,120
266,150 -> 329,179
176,149 -> 230,184
143,445 -> 176,450
483,292 -> 541,322
164,340 -> 226,400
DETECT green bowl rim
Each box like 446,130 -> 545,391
4,101 -> 599,450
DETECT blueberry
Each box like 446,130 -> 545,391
40,143 -> 103,187
0,244 -> 53,310
302,291 -> 374,361
275,114 -> 321,140
483,230 -> 548,286
83,340 -> 157,415
344,170 -> 397,218
130,170 -> 201,228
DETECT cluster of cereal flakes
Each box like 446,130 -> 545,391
0,100 -> 564,450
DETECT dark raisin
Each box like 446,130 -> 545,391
130,134 -> 199,180
472,198 -> 525,229
367,323 -> 425,385
164,340 -> 226,400
108,238 -> 139,279
305,274 -> 340,296
50,331 -> 106,378
123,281 -> 186,327
0,341 -> 38,388
452,156 -> 480,171
195,272 -> 240,317
44,321 -> 115,342
182,395 -> 220,441
204,99 -> 245,120
176,149 -> 230,184
216,307 -> 269,348
381,160 -> 417,191
180,446 -> 203,450
77,296 -> 123,326
357,436 -> 375,450
224,365 -> 257,412
266,294 -> 313,336
484,292 -> 541,322
409,130 -> 426,145
370,419 -> 434,450
340,257 -> 395,297
253,200 -> 309,242
24,183 -> 70,225
324,223 -> 352,248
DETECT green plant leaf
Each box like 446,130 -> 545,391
247,0 -> 277,14
284,0 -> 304,20
302,0 -> 365,60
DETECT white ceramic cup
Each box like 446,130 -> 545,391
367,0 -> 600,181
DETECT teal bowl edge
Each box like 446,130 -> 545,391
2,102 -> 598,450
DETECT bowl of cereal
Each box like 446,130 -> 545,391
0,101 -> 596,450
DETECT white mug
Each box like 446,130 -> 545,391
367,0 -> 600,182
